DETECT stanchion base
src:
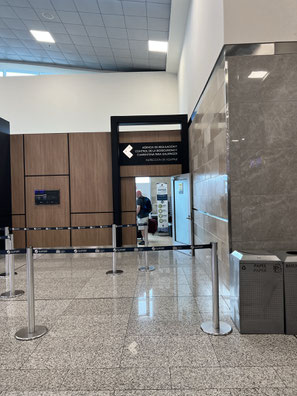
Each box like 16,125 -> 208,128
0,289 -> 24,299
106,270 -> 124,275
138,266 -> 155,272
200,321 -> 232,336
15,325 -> 48,341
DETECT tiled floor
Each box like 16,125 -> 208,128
0,250 -> 296,395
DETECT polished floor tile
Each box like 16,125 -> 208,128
170,367 -> 285,390
0,369 -> 68,392
120,336 -> 169,367
22,335 -> 124,370
167,335 -> 219,367
126,317 -> 203,337
230,388 -> 297,395
60,367 -> 171,391
130,296 -> 202,321
48,315 -> 129,338
0,251 -> 296,394
210,335 -> 297,367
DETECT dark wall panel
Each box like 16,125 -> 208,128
10,135 -> 25,215
0,118 -> 11,242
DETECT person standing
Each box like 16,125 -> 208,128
136,190 -> 152,245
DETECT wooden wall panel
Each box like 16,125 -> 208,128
122,212 -> 137,245
69,133 -> 113,213
27,230 -> 70,248
25,176 -> 70,227
71,213 -> 112,246
12,215 -> 25,248
25,175 -> 70,247
10,135 -> 25,214
120,164 -> 182,177
24,134 -> 68,176
119,130 -> 181,143
121,178 -> 136,212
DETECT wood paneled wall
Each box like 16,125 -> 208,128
69,133 -> 112,213
10,129 -> 183,247
10,132 -> 113,248
24,134 -> 69,176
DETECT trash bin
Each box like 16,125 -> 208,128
274,251 -> 297,334
230,251 -> 284,334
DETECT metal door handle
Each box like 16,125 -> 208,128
186,216 -> 191,220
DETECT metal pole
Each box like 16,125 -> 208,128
15,247 -> 48,341
139,224 -> 155,272
212,241 -> 219,330
5,227 -> 9,277
106,224 -> 123,275
201,242 -> 232,336
1,234 -> 24,299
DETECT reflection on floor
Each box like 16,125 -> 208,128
148,233 -> 172,246
0,251 -> 296,394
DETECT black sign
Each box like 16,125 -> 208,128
35,190 -> 60,205
119,142 -> 182,166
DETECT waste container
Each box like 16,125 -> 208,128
274,251 -> 297,334
230,251 -> 284,334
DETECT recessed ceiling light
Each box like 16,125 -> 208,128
248,71 -> 268,79
148,40 -> 168,53
41,11 -> 55,20
30,30 -> 55,43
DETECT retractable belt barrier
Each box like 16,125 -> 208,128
0,244 -> 209,256
0,235 -> 11,240
0,223 -> 142,232
0,224 -> 232,340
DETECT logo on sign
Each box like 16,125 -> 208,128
123,144 -> 133,159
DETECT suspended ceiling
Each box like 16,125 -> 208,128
0,0 -> 175,72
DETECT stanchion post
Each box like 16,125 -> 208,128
5,227 -> 9,276
139,224 -> 155,272
201,242 -> 232,336
15,247 -> 48,341
1,234 -> 24,299
106,224 -> 123,275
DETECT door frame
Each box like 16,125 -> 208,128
171,173 -> 193,254
111,114 -> 188,246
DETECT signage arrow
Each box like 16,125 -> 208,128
123,144 -> 133,159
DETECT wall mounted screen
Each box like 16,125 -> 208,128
35,190 -> 60,205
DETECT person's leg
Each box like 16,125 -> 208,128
140,217 -> 148,244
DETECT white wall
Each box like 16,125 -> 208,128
0,71 -> 178,134
224,0 -> 297,44
178,0 -> 224,117
178,0 -> 297,119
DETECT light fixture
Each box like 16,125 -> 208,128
136,177 -> 150,184
41,11 -> 55,20
248,71 -> 268,79
148,40 -> 168,53
30,30 -> 55,43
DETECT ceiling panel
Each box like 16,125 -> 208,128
79,12 -> 104,26
85,25 -> 107,38
57,11 -> 82,24
51,0 -> 77,12
127,28 -> 148,41
98,0 -> 123,15
0,0 -> 171,72
122,1 -> 146,16
74,0 -> 100,13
